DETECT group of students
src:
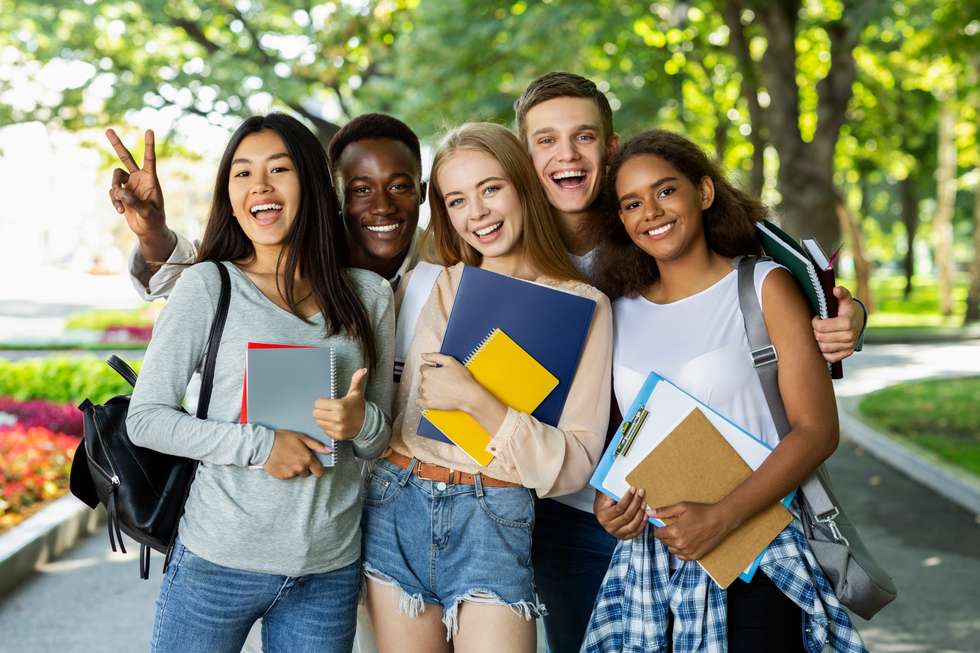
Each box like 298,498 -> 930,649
110,72 -> 869,653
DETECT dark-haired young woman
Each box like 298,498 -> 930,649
125,113 -> 394,653
584,130 -> 867,652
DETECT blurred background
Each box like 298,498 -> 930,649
0,2 -> 977,652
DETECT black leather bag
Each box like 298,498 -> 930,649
70,261 -> 231,579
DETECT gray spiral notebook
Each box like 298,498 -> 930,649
244,344 -> 337,467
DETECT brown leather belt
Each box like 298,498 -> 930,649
383,450 -> 522,488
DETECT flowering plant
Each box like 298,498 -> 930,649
0,397 -> 83,437
0,425 -> 80,530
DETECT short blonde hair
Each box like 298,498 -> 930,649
424,122 -> 583,283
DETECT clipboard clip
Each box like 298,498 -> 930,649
614,407 -> 649,457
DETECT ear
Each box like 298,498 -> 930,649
699,176 -> 715,210
419,180 -> 428,205
606,132 -> 621,162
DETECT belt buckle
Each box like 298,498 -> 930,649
415,463 -> 457,485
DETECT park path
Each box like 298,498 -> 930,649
1,273 -> 978,653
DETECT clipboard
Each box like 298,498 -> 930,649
591,370 -> 794,583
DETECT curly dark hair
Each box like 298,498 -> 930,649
326,112 -> 422,170
591,129 -> 766,299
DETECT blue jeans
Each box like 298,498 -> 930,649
532,497 -> 618,653
151,538 -> 360,653
362,458 -> 544,638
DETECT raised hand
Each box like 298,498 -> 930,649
106,128 -> 173,261
812,286 -> 865,363
313,368 -> 369,441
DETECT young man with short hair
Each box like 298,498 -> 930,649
513,71 -> 866,653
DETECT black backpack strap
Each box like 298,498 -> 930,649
106,355 -> 138,387
157,260 -> 232,576
733,255 -> 838,521
196,260 -> 232,420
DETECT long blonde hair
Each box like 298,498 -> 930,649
424,122 -> 584,283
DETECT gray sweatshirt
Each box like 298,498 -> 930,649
127,261 -> 394,576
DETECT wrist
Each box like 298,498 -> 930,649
138,227 -> 176,262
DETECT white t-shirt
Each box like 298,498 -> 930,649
548,247 -> 602,513
612,261 -> 784,451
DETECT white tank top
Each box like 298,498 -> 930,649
612,261 -> 784,449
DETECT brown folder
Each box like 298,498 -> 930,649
626,407 -> 791,588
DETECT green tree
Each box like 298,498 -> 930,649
0,0 -> 417,143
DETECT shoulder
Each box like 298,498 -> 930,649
549,277 -> 611,312
345,268 -> 394,307
171,261 -> 224,301
759,265 -> 810,322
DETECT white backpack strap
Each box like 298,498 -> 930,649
394,261 -> 443,382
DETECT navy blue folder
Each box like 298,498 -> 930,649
417,265 -> 597,443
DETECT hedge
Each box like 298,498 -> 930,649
0,356 -> 143,405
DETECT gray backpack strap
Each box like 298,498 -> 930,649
733,255 -> 837,520
394,261 -> 443,383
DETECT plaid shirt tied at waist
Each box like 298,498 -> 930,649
583,518 -> 868,653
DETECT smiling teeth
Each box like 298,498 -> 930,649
647,222 -> 673,236
366,223 -> 400,233
250,203 -> 282,214
475,222 -> 502,236
551,170 -> 586,180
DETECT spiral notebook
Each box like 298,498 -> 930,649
416,264 -> 596,446
242,343 -> 337,467
424,328 -> 558,466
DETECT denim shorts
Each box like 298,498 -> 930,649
361,458 -> 544,637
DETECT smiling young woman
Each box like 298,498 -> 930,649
584,129 -> 866,653
125,113 -> 395,653
361,123 -> 612,653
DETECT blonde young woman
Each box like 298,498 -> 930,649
361,123 -> 613,653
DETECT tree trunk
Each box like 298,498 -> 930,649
837,188 -> 873,312
899,176 -> 920,299
722,0 -> 767,198
965,176 -> 980,323
934,100 -> 957,316
756,0 -> 864,252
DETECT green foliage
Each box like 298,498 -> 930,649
0,357 -> 142,405
859,376 -> 980,477
64,307 -> 156,331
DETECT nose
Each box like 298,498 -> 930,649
371,190 -> 395,215
556,136 -> 579,163
249,170 -> 273,194
645,196 -> 664,220
469,196 -> 490,222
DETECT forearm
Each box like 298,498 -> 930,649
127,404 -> 275,466
138,227 -> 178,268
489,408 -> 605,496
351,400 -> 391,460
718,425 -> 838,530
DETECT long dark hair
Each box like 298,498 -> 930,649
197,113 -> 377,368
592,129 -> 765,299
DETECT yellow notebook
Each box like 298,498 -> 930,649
424,328 -> 559,466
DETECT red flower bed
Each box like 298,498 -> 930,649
0,397 -> 83,437
0,421 -> 81,531
101,324 -> 153,342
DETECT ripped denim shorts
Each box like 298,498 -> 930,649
361,457 -> 545,639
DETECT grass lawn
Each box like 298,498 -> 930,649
859,376 -> 980,477
839,274 -> 970,329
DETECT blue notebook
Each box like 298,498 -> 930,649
417,265 -> 597,444
590,370 -> 794,582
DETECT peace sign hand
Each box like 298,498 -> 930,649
106,128 -> 167,238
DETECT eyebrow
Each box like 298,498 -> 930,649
530,124 -> 601,138
231,152 -> 291,165
619,176 -> 679,201
443,176 -> 507,198
348,172 -> 415,184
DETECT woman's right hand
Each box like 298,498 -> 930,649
594,487 -> 648,540
263,430 -> 333,480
